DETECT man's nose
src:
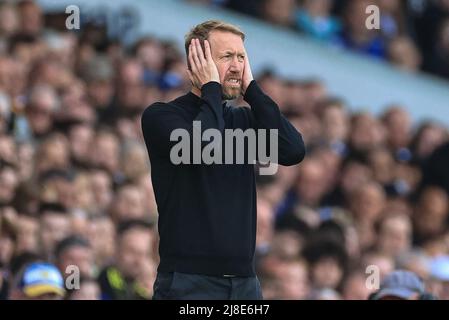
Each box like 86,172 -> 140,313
229,57 -> 241,72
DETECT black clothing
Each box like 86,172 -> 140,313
141,80 -> 305,277
152,271 -> 263,300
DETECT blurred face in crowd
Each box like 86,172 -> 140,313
72,173 -> 94,211
313,147 -> 342,188
91,131 -> 120,173
414,187 -> 449,237
368,148 -> 395,185
276,260 -> 309,299
382,107 -> 412,149
122,143 -> 150,182
136,39 -> 165,72
57,244 -> 95,278
69,124 -> 94,164
257,180 -> 286,209
69,280 -> 100,300
88,216 -> 115,266
119,59 -> 144,86
377,214 -> 412,258
15,215 -> 39,254
295,158 -> 328,207
40,211 -> 71,256
116,60 -> 145,111
349,182 -> 386,223
414,123 -> 447,160
270,230 -> 302,260
71,210 -> 90,237
388,37 -> 422,72
350,113 -> 386,153
362,252 -> 394,281
90,170 -> 113,213
282,82 -> 304,112
0,232 -> 14,267
112,185 -> 146,222
345,0 -> 376,36
302,81 -> 327,113
36,135 -> 70,174
25,86 -> 58,137
87,79 -> 114,108
0,4 -> 19,36
17,142 -> 34,181
342,271 -> 374,300
18,0 -> 43,36
322,104 -> 349,143
0,134 -> 17,164
40,176 -> 74,208
116,227 -> 154,280
311,257 -> 344,290
258,75 -> 285,108
0,166 -> 19,203
262,0 -> 295,26
340,161 -> 372,198
289,114 -> 322,146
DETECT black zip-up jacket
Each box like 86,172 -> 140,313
141,80 -> 305,276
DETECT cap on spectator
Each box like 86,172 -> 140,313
429,256 -> 449,281
372,270 -> 425,300
19,262 -> 65,298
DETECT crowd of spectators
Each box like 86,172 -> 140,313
190,0 -> 449,78
0,0 -> 449,300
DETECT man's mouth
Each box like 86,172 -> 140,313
226,78 -> 241,87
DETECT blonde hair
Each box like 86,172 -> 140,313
184,20 -> 245,68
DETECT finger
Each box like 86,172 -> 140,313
191,39 -> 202,69
188,43 -> 197,72
196,39 -> 207,65
204,40 -> 212,61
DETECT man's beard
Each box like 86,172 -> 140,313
222,86 -> 241,100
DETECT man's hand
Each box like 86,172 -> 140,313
242,49 -> 254,96
187,38 -> 220,90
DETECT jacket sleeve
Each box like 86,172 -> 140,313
243,80 -> 306,166
141,82 -> 224,157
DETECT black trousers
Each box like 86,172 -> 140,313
152,271 -> 263,300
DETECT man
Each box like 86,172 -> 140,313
369,270 -> 436,300
9,262 -> 66,300
141,20 -> 305,300
97,219 -> 155,300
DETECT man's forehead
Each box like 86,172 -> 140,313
208,30 -> 245,52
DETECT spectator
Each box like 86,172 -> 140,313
55,235 -> 96,279
66,277 -> 101,300
375,213 -> 412,259
295,0 -> 341,41
387,36 -> 422,72
97,219 -> 155,300
341,268 -> 374,300
369,270 -> 433,300
333,0 -> 387,59
9,262 -> 65,300
38,202 -> 72,259
261,0 -> 296,28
